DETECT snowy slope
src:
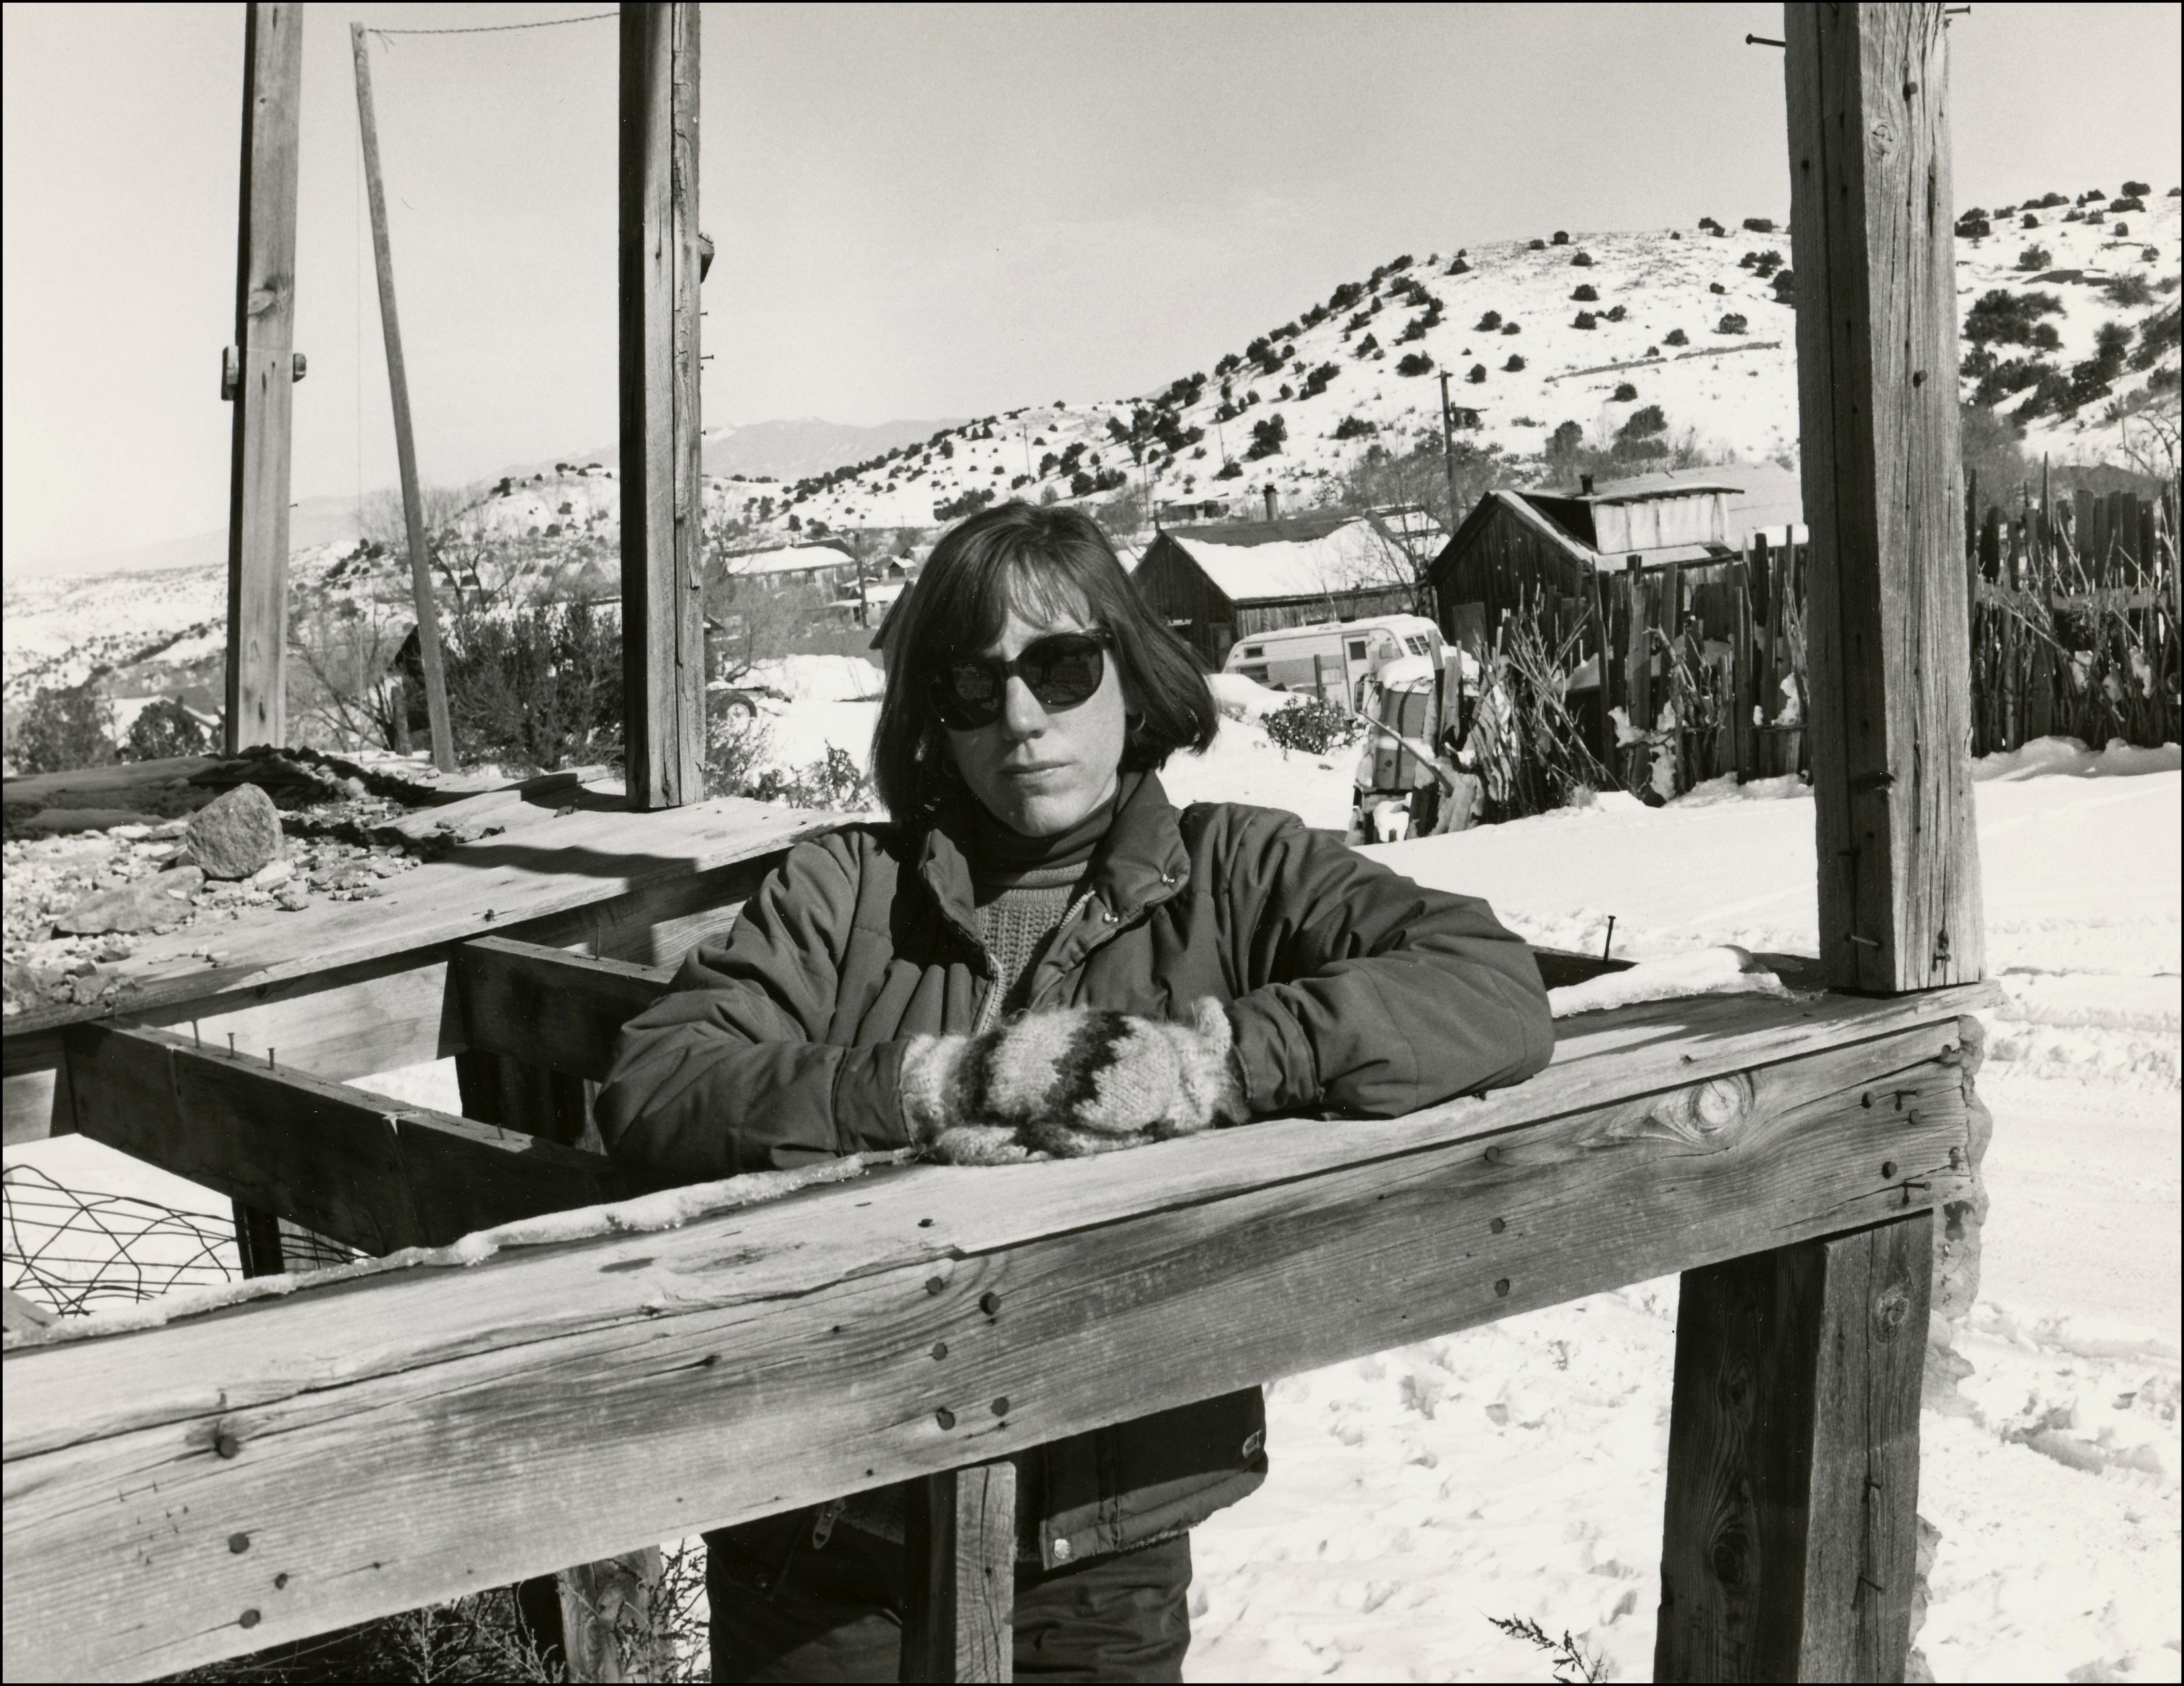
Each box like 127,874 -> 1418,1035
753,187 -> 2179,537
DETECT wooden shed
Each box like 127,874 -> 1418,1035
1135,510 -> 1442,669
1427,471 -> 1748,653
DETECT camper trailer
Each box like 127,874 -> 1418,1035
1222,613 -> 1443,710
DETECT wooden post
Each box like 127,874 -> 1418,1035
1656,1211 -> 1933,1683
1785,3 -> 1984,991
619,1 -> 705,809
352,26 -> 457,775
901,1464 -> 1017,1683
222,3 -> 304,754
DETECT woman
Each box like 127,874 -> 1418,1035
597,501 -> 1553,1683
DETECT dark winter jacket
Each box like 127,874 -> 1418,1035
596,771 -> 1553,1567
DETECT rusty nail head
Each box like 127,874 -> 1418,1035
1494,1278 -> 1511,1298
980,1290 -> 1001,1316
229,1532 -> 251,1554
931,1342 -> 948,1361
935,1407 -> 956,1430
1950,1148 -> 1964,1170
991,1397 -> 1009,1417
1881,1160 -> 1898,1180
1861,1092 -> 1873,1109
924,1276 -> 945,1296
918,1217 -> 934,1228
215,1428 -> 242,1459
1489,1217 -> 1506,1234
239,1609 -> 261,1630
274,1572 -> 289,1589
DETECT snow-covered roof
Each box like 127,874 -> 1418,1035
1547,471 -> 1746,503
1165,514 -> 1444,603
723,543 -> 856,577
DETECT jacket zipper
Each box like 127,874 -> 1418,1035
975,887 -> 1105,1034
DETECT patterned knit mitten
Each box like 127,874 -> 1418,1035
901,999 -> 1247,1164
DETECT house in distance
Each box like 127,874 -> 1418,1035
1134,507 -> 1446,669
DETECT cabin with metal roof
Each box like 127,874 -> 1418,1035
1133,510 -> 1445,668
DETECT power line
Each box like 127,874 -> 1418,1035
365,10 -> 616,39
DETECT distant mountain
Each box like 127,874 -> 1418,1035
520,417 -> 968,487
7,493 -> 364,583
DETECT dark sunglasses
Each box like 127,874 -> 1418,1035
927,631 -> 1115,730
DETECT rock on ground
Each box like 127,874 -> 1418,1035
184,785 -> 284,880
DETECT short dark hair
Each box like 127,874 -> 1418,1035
871,502 -> 1217,820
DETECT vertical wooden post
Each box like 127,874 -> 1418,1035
222,3 -> 303,754
352,27 -> 457,775
619,1 -> 705,809
231,1198 -> 285,1278
1786,1 -> 1984,991
901,1463 -> 1017,1683
1656,1211 -> 1933,1683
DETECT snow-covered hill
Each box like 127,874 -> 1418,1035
757,185 -> 2177,534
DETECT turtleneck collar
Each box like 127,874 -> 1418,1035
964,773 -> 1131,883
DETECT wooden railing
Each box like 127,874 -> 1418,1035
5,917 -> 1993,1682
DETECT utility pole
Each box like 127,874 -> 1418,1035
351,25 -> 457,774
1436,368 -> 1460,532
222,3 -> 305,755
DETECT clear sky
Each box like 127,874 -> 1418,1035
4,2 -> 2179,568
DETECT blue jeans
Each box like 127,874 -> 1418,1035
707,1515 -> 1192,1683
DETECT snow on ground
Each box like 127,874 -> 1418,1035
6,733 -> 2177,1681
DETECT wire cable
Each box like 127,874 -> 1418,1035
365,11 -> 616,38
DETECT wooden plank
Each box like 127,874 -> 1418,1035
222,3 -> 304,753
903,1464 -> 1017,1684
351,25 -> 455,775
1785,4 -> 1984,990
1,801 -> 821,1042
4,1003 -> 1979,1680
456,936 -> 668,1083
619,3 -> 705,810
56,1023 -> 619,1256
1655,1211 -> 1932,1683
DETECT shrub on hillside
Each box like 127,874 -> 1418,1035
1329,281 -> 1365,313
1664,327 -> 1688,346
1501,321 -> 1522,335
1572,311 -> 1598,331
1467,362 -> 1487,384
1742,216 -> 1775,232
1965,288 -> 2065,346
936,487 -> 998,520
445,600 -> 620,772
1570,251 -> 1594,268
1571,283 -> 1598,302
1396,352 -> 1435,376
1605,303 -> 1628,321
123,698 -> 211,761
1333,414 -> 1377,439
1551,230 -> 1569,246
1612,382 -> 1638,402
2122,180 -> 2151,197
1504,354 -> 1526,372
1264,695 -> 1365,755
1710,280 -> 1727,294
1301,361 -> 1341,398
2106,273 -> 2153,307
1621,404 -> 1668,439
1716,313 -> 1748,334
1954,214 -> 1992,239
2021,212 -> 2040,228
2036,191 -> 2067,208
1445,255 -> 1472,275
2110,195 -> 2145,214
1771,270 -> 1796,301
1246,414 -> 1289,459
1528,238 -> 1547,250
1353,333 -> 1380,358
7,684 -> 116,775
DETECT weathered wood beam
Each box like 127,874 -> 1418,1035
1656,1210 -> 1933,1683
1785,2 -> 1984,990
222,2 -> 304,753
455,936 -> 670,1081
57,1023 -> 619,1256
5,1003 -> 1980,1681
903,1464 -> 1016,1684
619,1 -> 705,809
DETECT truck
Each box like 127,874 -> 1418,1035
1221,613 -> 1445,712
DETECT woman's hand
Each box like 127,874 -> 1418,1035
901,999 -> 1245,1165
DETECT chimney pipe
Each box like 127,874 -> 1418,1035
1579,473 -> 1595,495
1264,485 -> 1279,521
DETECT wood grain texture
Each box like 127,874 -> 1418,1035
902,1465 -> 1016,1683
351,25 -> 455,774
618,3 -> 705,810
1654,1211 -> 1932,1683
58,1023 -> 619,1255
223,3 -> 303,753
3,998 -> 1979,1681
1785,3 -> 1984,990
